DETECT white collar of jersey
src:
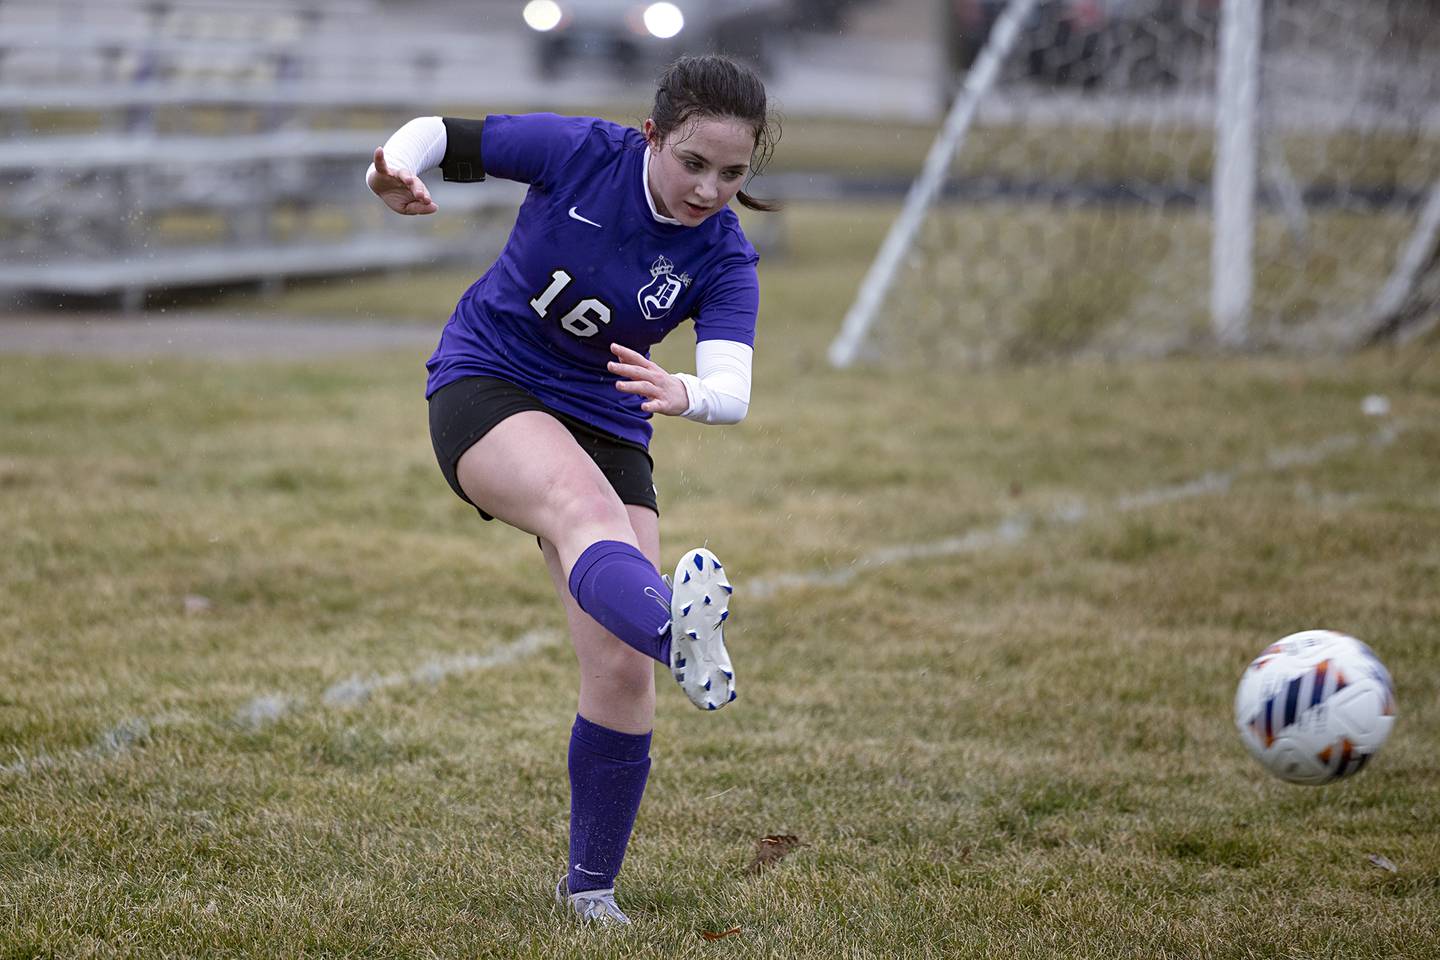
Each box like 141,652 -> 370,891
642,148 -> 683,226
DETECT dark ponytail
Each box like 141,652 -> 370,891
648,54 -> 782,212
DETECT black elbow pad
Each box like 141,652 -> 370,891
440,117 -> 486,182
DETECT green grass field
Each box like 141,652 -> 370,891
3,200 -> 1439,958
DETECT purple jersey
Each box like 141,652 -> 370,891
425,113 -> 760,448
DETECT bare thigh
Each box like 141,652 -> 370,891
455,410 -> 640,574
540,505 -> 660,734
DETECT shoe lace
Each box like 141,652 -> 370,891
659,574 -> 675,638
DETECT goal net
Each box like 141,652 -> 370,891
830,0 -> 1440,368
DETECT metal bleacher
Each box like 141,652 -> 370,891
0,0 -> 524,310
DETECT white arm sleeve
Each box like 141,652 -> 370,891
364,116 -> 447,188
673,339 -> 753,425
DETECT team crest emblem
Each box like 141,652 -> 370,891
637,255 -> 692,321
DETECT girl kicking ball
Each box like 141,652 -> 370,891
366,54 -> 779,924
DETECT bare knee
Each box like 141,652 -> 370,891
543,473 -> 631,548
578,642 -> 654,701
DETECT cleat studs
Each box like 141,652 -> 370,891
687,630 -> 698,640
682,570 -> 691,584
703,678 -> 711,691
681,602 -> 692,616
703,594 -> 712,605
721,584 -> 733,594
729,690 -> 737,702
714,560 -> 723,569
675,656 -> 686,668
722,669 -> 733,680
718,610 -> 729,622
706,702 -> 717,711
693,554 -> 704,571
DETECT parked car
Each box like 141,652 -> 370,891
521,0 -> 787,79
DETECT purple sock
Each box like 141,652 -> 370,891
567,540 -> 672,663
567,714 -> 652,894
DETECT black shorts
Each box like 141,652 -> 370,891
428,375 -> 658,521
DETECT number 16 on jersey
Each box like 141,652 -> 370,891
529,269 -> 613,339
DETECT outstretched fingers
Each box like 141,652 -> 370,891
402,172 -> 435,210
371,146 -> 437,215
608,343 -> 668,382
609,342 -> 653,367
608,343 -> 660,390
611,374 -> 659,400
608,343 -> 686,414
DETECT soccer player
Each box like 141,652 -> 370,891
365,55 -> 778,924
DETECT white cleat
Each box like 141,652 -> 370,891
669,547 -> 736,711
554,877 -> 632,925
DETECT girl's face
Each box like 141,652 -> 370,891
643,115 -> 755,226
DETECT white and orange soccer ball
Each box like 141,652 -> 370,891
1234,630 -> 1397,785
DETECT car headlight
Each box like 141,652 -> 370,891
642,2 -> 684,39
523,0 -> 563,32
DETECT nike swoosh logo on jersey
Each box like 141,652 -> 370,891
568,206 -> 603,228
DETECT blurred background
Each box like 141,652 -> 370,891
0,0 -> 1436,357
8,9 -> 1440,954
0,0 -> 941,313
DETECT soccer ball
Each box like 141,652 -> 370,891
1234,630 -> 1397,785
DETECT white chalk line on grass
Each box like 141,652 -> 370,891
234,626 -> 562,727
747,423 -> 1403,600
3,423 -> 1403,775
315,628 -> 560,710
0,629 -> 562,777
1,718 -> 154,777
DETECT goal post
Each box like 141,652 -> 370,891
827,0 -> 1042,368
828,0 -> 1440,369
1210,0 -> 1261,348
1363,180 -> 1440,345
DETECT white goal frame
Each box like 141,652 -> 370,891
827,0 -> 1042,369
827,0 -> 1436,367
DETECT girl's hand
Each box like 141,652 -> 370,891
368,147 -> 438,215
608,343 -> 689,416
